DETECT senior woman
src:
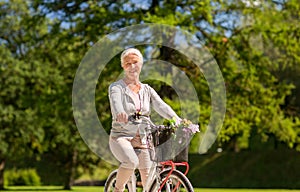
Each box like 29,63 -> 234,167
108,48 -> 181,192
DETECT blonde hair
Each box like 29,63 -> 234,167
120,48 -> 143,66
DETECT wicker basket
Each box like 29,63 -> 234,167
173,146 -> 189,162
150,128 -> 189,162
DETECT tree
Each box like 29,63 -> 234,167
0,47 -> 40,189
215,0 -> 300,151
0,1 -> 47,189
34,0 -> 300,152
0,1 -> 100,189
2,0 -> 299,188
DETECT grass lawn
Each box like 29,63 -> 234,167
195,190 -> 300,192
3,186 -> 300,192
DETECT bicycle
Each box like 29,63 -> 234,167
104,113 -> 194,192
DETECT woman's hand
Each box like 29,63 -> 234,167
116,112 -> 128,123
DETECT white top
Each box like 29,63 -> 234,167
108,79 -> 180,143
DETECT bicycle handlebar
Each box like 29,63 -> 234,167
128,112 -> 155,127
128,112 -> 169,131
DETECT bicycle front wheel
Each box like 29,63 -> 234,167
104,170 -> 136,192
149,169 -> 194,192
104,170 -> 118,192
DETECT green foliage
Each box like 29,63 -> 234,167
213,0 -> 300,152
188,149 -> 300,188
0,0 -> 99,189
4,169 -> 41,186
1,0 -> 300,188
0,46 -> 44,158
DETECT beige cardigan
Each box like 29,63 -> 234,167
108,79 -> 180,143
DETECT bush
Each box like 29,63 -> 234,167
4,168 -> 41,186
188,149 -> 300,188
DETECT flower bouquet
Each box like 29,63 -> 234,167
171,118 -> 200,135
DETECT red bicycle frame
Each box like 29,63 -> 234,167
157,160 -> 190,192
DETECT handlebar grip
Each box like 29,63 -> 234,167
128,112 -> 150,121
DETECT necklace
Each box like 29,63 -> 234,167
123,78 -> 141,93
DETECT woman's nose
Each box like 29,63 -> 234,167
131,64 -> 136,68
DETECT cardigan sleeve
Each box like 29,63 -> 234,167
108,83 -> 126,119
149,86 -> 181,121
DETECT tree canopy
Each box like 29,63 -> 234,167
0,0 -> 299,189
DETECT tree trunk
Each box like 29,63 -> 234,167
0,159 -> 5,190
63,165 -> 72,190
63,159 -> 73,190
63,150 -> 77,190
63,180 -> 71,190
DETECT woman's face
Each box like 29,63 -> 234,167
122,54 -> 143,79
